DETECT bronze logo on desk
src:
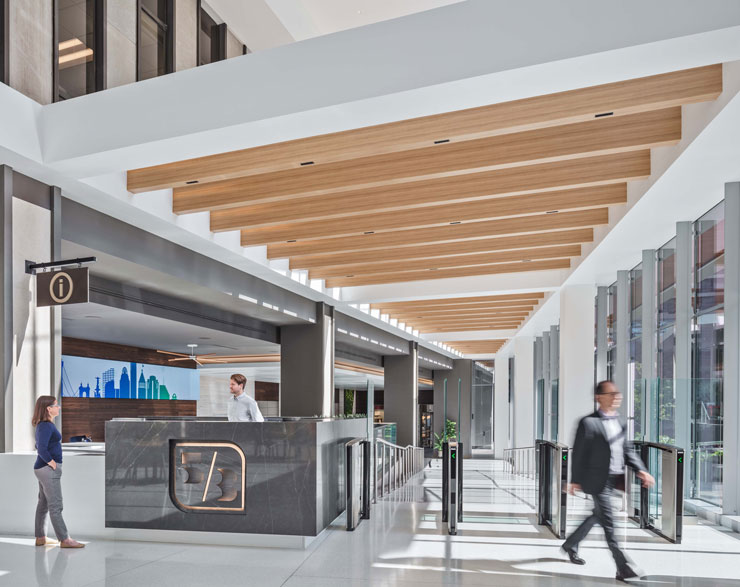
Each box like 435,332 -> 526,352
169,441 -> 246,513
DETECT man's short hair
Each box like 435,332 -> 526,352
230,373 -> 247,389
595,380 -> 614,395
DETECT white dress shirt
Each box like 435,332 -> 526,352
599,411 -> 625,475
227,392 -> 265,422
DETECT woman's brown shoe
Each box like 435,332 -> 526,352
60,539 -> 85,549
35,537 -> 46,546
36,537 -> 59,546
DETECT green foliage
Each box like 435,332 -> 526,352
433,419 -> 457,451
344,389 -> 355,415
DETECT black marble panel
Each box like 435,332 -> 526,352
105,418 -> 366,536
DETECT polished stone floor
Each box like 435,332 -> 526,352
1,459 -> 739,586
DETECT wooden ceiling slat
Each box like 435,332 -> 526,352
266,208 -> 608,258
231,183 -> 624,242
289,228 -> 593,270
388,307 -> 536,317
421,325 -> 522,333
202,108 -> 677,223
393,311 -> 531,321
325,258 -> 570,288
372,293 -> 545,308
309,244 -> 581,279
189,150 -> 644,221
128,65 -> 719,193
211,149 -> 638,230
410,320 -> 528,328
378,303 -> 538,314
446,340 -> 508,352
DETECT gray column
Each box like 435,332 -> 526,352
513,336 -> 534,448
433,359 -> 473,458
50,187 -> 62,410
641,250 -> 657,441
280,302 -> 334,417
595,286 -> 608,383
0,166 -> 12,452
542,331 -> 551,441
615,270 -> 630,417
674,221 -> 692,495
383,341 -> 418,447
549,324 -> 559,442
492,354 -> 509,458
534,336 -> 543,440
724,183 -> 740,515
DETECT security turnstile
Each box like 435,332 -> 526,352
346,438 -> 371,531
536,440 -> 569,538
442,441 -> 463,535
627,441 -> 684,543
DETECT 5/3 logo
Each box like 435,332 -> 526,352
169,441 -> 246,513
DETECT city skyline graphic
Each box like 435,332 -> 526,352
61,355 -> 200,401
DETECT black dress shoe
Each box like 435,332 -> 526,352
616,566 -> 640,582
561,545 -> 585,565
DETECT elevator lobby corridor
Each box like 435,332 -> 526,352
0,460 -> 738,586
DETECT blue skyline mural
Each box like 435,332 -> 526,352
61,355 -> 200,401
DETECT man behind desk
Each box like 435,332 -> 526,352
227,374 -> 265,422
562,380 -> 654,582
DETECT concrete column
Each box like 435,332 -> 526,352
50,187 -> 61,405
433,359 -> 472,457
513,336 -> 534,448
641,250 -> 657,441
383,341 -> 418,447
533,336 -> 543,440
493,352 -> 509,458
558,285 -> 597,446
596,286 -> 608,382
280,302 -> 334,417
724,183 -> 740,515
674,221 -> 692,495
0,166 -> 12,452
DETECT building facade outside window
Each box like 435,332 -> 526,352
55,0 -> 105,100
606,283 -> 617,381
692,202 -> 724,506
198,4 -> 225,66
138,0 -> 174,81
657,238 -> 677,444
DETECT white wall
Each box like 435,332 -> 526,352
493,353 -> 509,458
513,336 -> 534,448
11,199 -> 52,452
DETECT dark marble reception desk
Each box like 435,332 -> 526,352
105,417 -> 367,536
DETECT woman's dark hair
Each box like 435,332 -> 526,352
32,395 -> 57,427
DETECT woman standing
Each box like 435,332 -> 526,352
32,396 -> 84,548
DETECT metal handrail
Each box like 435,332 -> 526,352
374,438 -> 425,499
503,445 -> 537,479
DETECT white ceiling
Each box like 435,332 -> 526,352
264,0 -> 465,41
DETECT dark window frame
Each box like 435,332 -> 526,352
137,0 -> 175,81
52,0 -> 106,102
0,0 -> 8,85
196,0 -> 226,66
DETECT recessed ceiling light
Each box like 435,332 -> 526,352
84,315 -> 101,319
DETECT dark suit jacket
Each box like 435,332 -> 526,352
570,410 -> 647,495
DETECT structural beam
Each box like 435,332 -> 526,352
128,65 -> 719,193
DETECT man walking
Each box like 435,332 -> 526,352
227,373 -> 265,422
561,380 -> 654,582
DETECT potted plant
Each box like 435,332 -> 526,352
433,419 -> 457,457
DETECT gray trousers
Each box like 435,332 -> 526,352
563,475 -> 632,572
34,464 -> 69,541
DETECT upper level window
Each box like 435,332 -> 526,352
199,5 -> 225,66
55,0 -> 105,100
138,0 -> 174,80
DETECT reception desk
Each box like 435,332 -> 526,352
105,417 -> 367,537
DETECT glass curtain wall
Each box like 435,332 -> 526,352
508,357 -> 515,447
629,264 -> 644,440
692,203 -> 724,506
550,326 -> 560,442
607,284 -> 617,380
657,239 -> 677,444
471,365 -> 493,449
139,0 -> 174,80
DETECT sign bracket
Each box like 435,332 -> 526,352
25,256 -> 96,275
